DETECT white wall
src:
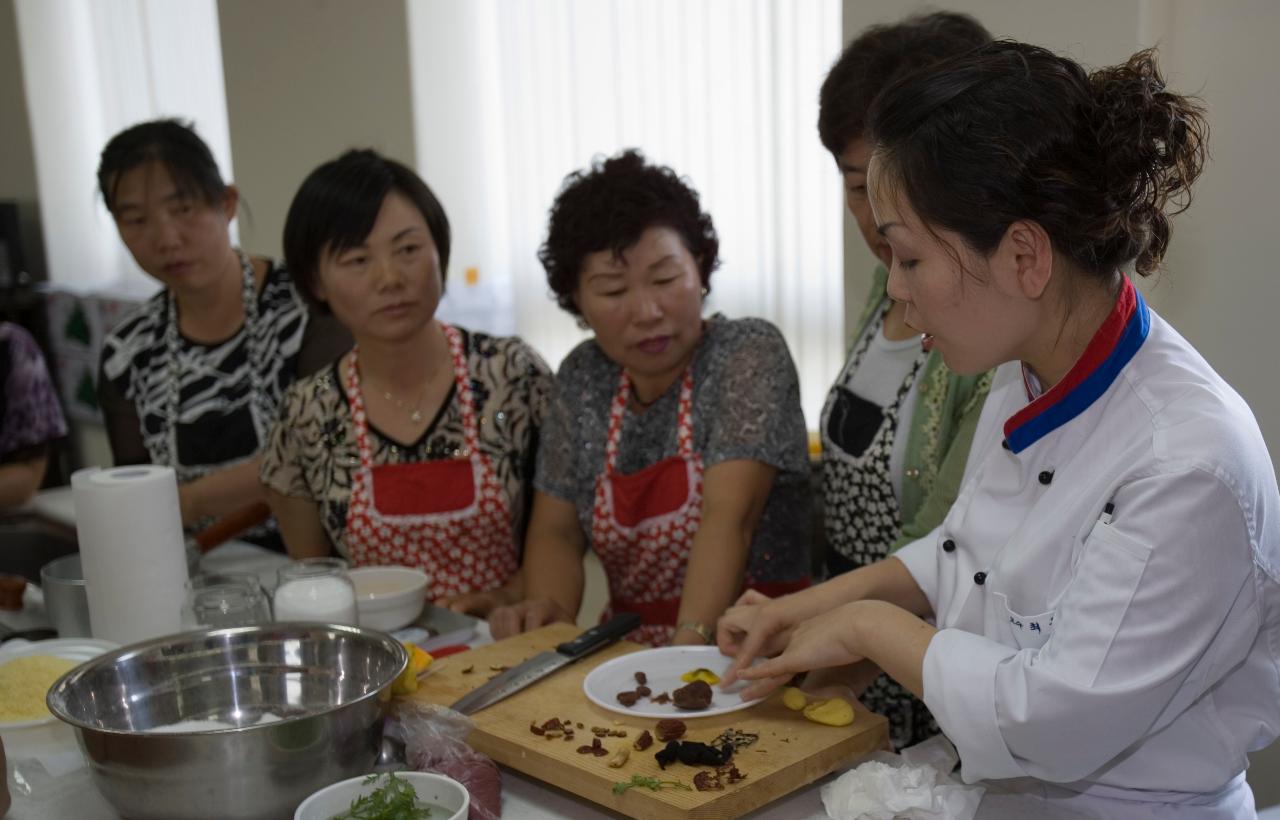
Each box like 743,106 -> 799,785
1149,1 -> 1280,481
0,0 -> 43,281
216,0 -> 418,259
839,0 -> 1148,327
839,1 -> 1280,474
841,0 -> 1280,806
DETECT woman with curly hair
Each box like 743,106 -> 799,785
477,150 -> 811,646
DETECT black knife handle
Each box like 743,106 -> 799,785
556,612 -> 642,658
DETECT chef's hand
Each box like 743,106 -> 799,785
732,600 -> 869,701
802,660 -> 884,699
718,589 -> 807,687
488,597 -> 575,639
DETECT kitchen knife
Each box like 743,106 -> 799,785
450,612 -> 642,715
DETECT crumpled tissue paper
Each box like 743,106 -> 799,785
821,735 -> 984,820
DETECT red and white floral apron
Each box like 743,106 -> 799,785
343,324 -> 517,600
592,367 -> 807,646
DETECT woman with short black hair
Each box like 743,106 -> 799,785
261,149 -> 551,605
482,150 -> 812,646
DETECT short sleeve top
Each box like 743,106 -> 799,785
260,327 -> 553,557
98,260 -> 308,479
535,314 -> 811,583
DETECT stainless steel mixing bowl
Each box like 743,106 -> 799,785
46,623 -> 408,820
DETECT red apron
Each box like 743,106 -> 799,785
592,367 -> 807,646
344,324 -> 518,600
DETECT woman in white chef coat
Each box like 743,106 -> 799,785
718,41 -> 1280,819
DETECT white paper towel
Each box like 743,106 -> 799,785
821,735 -> 985,820
71,466 -> 189,644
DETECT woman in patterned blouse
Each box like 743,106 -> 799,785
261,150 -> 551,605
97,119 -> 347,549
481,150 -> 812,646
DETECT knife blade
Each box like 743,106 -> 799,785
450,612 -> 641,715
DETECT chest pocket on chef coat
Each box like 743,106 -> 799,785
1022,519 -> 1155,687
995,591 -> 1057,651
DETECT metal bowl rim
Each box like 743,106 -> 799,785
45,621 -> 408,735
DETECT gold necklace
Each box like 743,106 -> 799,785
379,382 -> 429,423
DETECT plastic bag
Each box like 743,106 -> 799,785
385,701 -> 502,820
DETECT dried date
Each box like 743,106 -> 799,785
672,680 -> 713,710
655,719 -> 686,742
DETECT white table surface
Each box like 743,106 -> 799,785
1,523 -> 838,819
21,485 -> 75,528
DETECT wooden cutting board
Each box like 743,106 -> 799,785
409,623 -> 889,819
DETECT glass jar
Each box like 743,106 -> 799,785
273,558 -> 358,625
181,572 -> 272,629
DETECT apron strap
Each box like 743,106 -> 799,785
344,322 -> 481,471
440,323 -> 482,456
344,346 -> 374,471
605,367 -> 696,473
604,370 -> 630,474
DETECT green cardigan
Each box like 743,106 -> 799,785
843,265 -> 993,552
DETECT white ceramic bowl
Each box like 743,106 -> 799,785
348,566 -> 429,631
295,771 -> 469,820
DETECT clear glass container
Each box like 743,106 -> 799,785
272,558 -> 358,625
181,572 -> 272,629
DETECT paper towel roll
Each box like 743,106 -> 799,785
71,466 -> 190,644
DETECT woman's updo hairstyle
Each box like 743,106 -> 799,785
868,41 -> 1207,279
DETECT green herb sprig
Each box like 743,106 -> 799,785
611,774 -> 693,795
330,772 -> 432,820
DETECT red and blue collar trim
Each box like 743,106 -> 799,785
1003,279 -> 1149,454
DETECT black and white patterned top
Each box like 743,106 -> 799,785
259,328 -> 553,557
535,314 -> 812,584
98,259 -> 307,481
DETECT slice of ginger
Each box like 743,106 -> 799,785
782,686 -> 807,711
802,697 -> 855,726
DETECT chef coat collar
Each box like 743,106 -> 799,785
1003,278 -> 1149,454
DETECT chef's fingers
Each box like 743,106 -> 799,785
715,610 -> 747,656
720,620 -> 774,687
732,588 -> 773,608
738,671 -> 792,702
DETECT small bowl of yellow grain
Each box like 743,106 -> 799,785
0,638 -> 117,730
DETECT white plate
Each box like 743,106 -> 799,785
0,638 -> 119,730
582,646 -> 764,718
